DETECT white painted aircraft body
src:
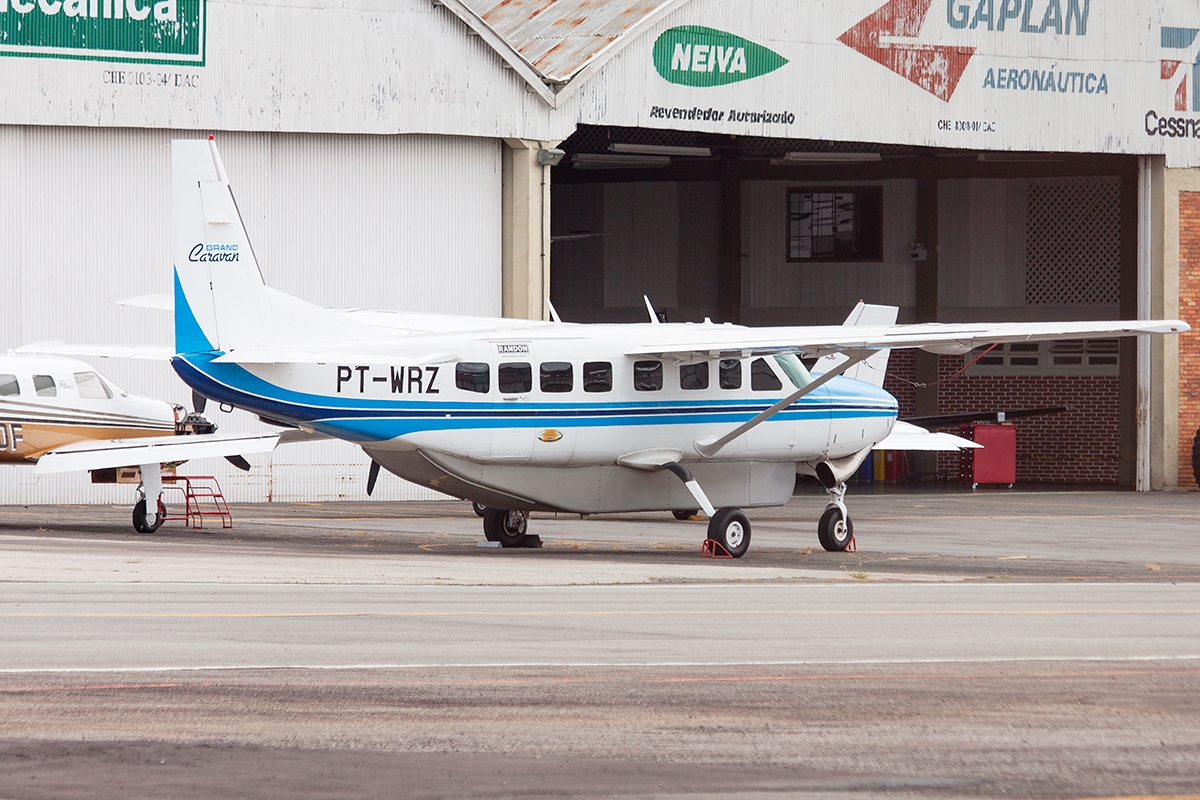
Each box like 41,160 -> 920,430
0,352 -> 280,531
153,139 -> 1191,556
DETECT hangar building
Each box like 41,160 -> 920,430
1,0 -> 1197,502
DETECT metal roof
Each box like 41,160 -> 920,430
438,0 -> 693,106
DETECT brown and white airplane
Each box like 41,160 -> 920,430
0,353 -> 279,532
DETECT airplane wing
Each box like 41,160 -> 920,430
14,342 -> 174,360
873,421 -> 981,451
627,319 -> 1189,359
33,432 -> 281,475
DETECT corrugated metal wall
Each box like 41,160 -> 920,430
0,126 -> 502,504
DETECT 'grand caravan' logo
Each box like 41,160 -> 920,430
653,26 -> 787,87
0,0 -> 204,65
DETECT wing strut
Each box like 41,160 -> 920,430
694,351 -> 873,459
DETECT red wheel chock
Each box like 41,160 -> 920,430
701,539 -> 733,558
845,535 -> 857,552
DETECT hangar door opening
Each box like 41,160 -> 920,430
550,125 -> 1140,486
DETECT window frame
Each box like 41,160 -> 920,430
497,362 -> 533,394
633,360 -> 664,392
582,361 -> 613,393
33,374 -> 57,398
786,185 -> 884,263
679,362 -> 709,391
455,362 -> 491,394
539,361 -> 574,393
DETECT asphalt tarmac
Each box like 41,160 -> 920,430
1,485 -> 1199,799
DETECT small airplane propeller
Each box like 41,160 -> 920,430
367,460 -> 381,496
224,454 -> 252,471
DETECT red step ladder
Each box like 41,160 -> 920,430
161,475 -> 233,529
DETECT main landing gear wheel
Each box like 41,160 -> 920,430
132,498 -> 165,534
472,501 -> 487,518
483,508 -> 528,547
817,506 -> 854,552
673,509 -> 698,521
706,507 -> 751,558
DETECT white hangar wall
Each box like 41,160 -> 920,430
0,126 -> 501,504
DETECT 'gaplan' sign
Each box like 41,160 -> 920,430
653,26 -> 787,87
0,0 -> 204,65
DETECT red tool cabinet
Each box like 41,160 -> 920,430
959,423 -> 1016,488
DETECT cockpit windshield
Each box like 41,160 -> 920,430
773,353 -> 813,390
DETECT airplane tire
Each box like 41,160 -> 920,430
672,509 -> 698,521
132,498 -> 165,534
483,508 -> 528,548
817,507 -> 854,552
472,502 -> 488,518
706,507 -> 750,558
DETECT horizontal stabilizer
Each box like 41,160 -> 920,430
34,432 -> 281,475
15,342 -> 173,361
873,421 -> 981,452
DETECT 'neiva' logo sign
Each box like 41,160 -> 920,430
0,0 -> 204,65
653,26 -> 787,87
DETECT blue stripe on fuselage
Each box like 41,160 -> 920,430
171,354 -> 898,443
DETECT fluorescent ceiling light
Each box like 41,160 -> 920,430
609,143 -> 712,157
572,153 -> 671,169
780,152 -> 882,163
977,152 -> 1065,162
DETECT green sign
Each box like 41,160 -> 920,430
653,25 -> 786,87
0,0 -> 204,65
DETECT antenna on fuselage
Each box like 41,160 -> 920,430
545,299 -> 563,326
644,296 -> 661,325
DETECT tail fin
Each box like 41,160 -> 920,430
813,301 -> 898,388
171,138 -> 379,356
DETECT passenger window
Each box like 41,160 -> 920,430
74,372 -> 113,400
633,360 -> 663,391
455,362 -> 490,394
0,374 -> 19,396
750,358 -> 782,391
719,359 -> 742,390
540,362 -> 573,393
582,361 -> 612,393
679,362 -> 709,390
33,375 -> 57,397
498,362 -> 532,394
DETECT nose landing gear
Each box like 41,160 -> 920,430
817,481 -> 855,552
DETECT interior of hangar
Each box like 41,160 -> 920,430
548,125 -> 1144,486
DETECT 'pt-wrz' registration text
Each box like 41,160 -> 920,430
336,366 -> 440,394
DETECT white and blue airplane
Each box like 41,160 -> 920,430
96,139 -> 1193,557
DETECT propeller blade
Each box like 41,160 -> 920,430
192,389 -> 208,414
367,460 -> 381,496
225,455 -> 252,472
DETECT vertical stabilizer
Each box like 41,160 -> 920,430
172,138 -> 269,354
171,138 -> 386,356
814,302 -> 899,388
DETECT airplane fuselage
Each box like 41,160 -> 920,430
0,355 -> 177,464
171,324 -> 899,513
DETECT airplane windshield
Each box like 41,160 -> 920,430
773,354 -> 813,390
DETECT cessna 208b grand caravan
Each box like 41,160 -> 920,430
0,353 -> 281,531
158,138 -> 1185,557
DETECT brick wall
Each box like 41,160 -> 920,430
884,351 -> 1121,484
1180,193 -> 1200,487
